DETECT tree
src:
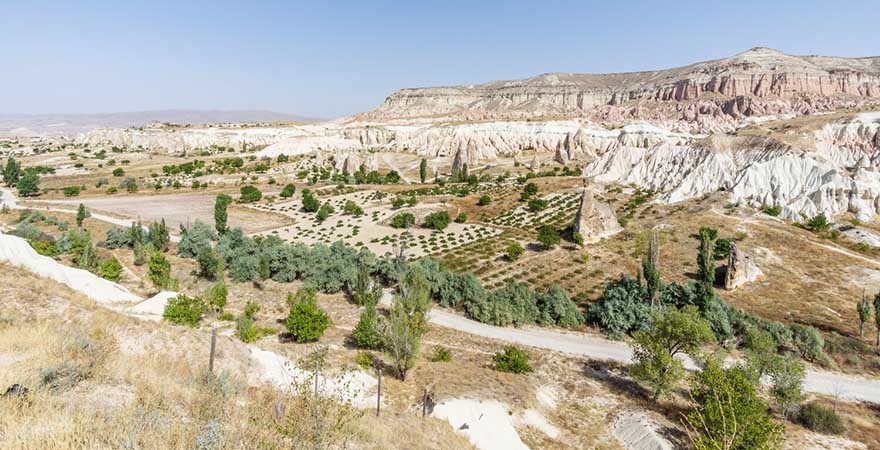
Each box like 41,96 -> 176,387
493,346 -> 533,374
301,189 -> 320,212
875,291 -> 880,346
522,182 -> 538,199
535,285 -> 583,328
214,194 -> 232,234
76,203 -> 90,228
112,167 -> 125,177
419,158 -> 427,184
163,294 -> 205,327
286,288 -> 330,342
477,194 -> 492,206
382,298 -> 422,380
16,171 -> 39,197
3,157 -> 20,186
280,183 -> 296,198
455,212 -> 467,223
390,212 -> 415,229
148,219 -> 170,252
697,227 -> 716,286
857,292 -> 872,337
805,214 -> 830,233
537,225 -> 560,249
205,280 -> 228,311
506,242 -> 525,261
343,200 -> 363,216
642,232 -> 661,306
742,326 -> 782,383
423,211 -> 451,231
98,257 -> 123,282
196,245 -> 222,280
239,185 -> 262,203
385,170 -> 401,183
684,359 -> 784,450
770,357 -> 806,421
316,202 -> 334,222
148,252 -> 171,291
352,304 -> 381,349
630,306 -> 715,401
527,198 -> 549,211
350,263 -> 381,306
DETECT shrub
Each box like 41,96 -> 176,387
148,252 -> 171,290
454,212 -> 467,223
286,289 -> 330,342
112,168 -> 125,177
390,212 -> 415,229
63,185 -> 81,197
493,346 -> 532,374
466,281 -> 538,327
588,276 -> 651,339
16,172 -> 40,196
97,257 -> 123,282
352,305 -> 382,350
280,183 -> 296,198
536,285 -> 583,328
178,220 -> 218,258
430,346 -> 451,362
805,214 -> 830,233
196,245 -> 222,279
791,324 -> 826,363
104,226 -> 132,249
316,203 -> 334,222
236,314 -> 259,343
148,219 -> 170,252
528,198 -> 549,211
163,295 -> 205,327
355,351 -> 374,370
714,238 -> 732,260
477,195 -> 492,206
423,211 -> 451,231
343,200 -> 363,216
537,225 -> 560,249
120,177 -> 138,192
505,242 -> 525,261
239,185 -> 262,203
521,183 -> 538,199
797,402 -> 845,434
301,189 -> 320,212
761,205 -> 781,216
205,281 -> 228,311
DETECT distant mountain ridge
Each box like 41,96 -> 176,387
361,48 -> 880,127
0,109 -> 317,136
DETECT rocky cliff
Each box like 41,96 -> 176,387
362,48 -> 880,130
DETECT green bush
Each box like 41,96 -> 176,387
493,346 -> 532,374
390,212 -> 415,229
163,294 -> 205,327
505,242 -> 525,261
205,281 -> 228,311
343,200 -> 364,216
239,185 -> 262,203
797,402 -> 845,434
148,252 -> 171,290
805,214 -> 830,233
352,304 -> 382,349
536,285 -> 583,328
537,225 -> 560,249
761,205 -> 781,216
454,212 -> 467,223
430,346 -> 451,362
587,276 -> 651,339
104,226 -> 132,249
97,257 -> 123,282
465,281 -> 538,327
477,195 -> 492,206
791,324 -> 826,363
527,198 -> 549,211
286,289 -> 330,342
197,245 -> 222,279
423,211 -> 451,231
280,183 -> 296,198
355,351 -> 374,370
63,185 -> 81,197
178,220 -> 217,258
236,314 -> 259,343
112,168 -> 125,177
316,203 -> 334,222
301,189 -> 320,212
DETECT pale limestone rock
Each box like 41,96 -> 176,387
724,242 -> 762,290
572,185 -> 622,243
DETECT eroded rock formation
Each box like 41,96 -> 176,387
724,242 -> 762,290
572,185 -> 623,243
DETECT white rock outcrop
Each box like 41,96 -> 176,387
572,185 -> 623,243
724,242 -> 762,290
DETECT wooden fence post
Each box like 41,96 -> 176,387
208,327 -> 217,374
376,366 -> 382,417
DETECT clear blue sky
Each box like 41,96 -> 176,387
2,0 -> 877,119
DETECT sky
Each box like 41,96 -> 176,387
1,0 -> 878,119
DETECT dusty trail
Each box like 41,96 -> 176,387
1,188 -> 181,242
381,290 -> 880,404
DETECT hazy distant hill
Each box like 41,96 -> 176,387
0,110 -> 317,136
